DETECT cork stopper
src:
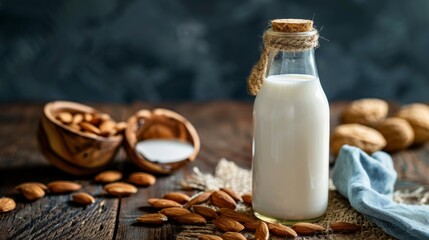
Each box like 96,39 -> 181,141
271,19 -> 313,33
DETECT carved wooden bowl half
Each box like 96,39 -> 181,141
125,108 -> 200,174
38,101 -> 123,175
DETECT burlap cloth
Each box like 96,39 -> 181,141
175,159 -> 429,239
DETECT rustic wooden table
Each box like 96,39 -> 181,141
0,102 -> 428,240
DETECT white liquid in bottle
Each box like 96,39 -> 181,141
252,74 -> 329,222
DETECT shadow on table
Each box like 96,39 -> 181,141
0,164 -> 95,196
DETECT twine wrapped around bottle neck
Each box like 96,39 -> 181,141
247,29 -> 319,96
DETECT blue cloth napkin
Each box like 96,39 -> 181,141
332,145 -> 429,240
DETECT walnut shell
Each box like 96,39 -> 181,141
331,124 -> 386,155
341,98 -> 388,126
395,103 -> 429,144
377,118 -> 414,152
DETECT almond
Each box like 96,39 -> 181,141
176,213 -> 207,225
255,222 -> 269,240
69,124 -> 81,131
15,182 -> 48,191
159,207 -> 191,220
79,122 -> 101,135
221,232 -> 246,240
218,208 -> 254,223
220,188 -> 242,202
184,191 -> 214,208
330,222 -> 360,233
83,131 -> 98,138
243,220 -> 262,231
128,172 -> 156,186
268,222 -> 297,237
104,182 -> 137,196
16,183 -> 46,201
95,170 -> 122,183
115,122 -> 128,132
72,113 -> 84,124
292,222 -> 325,235
99,120 -> 117,136
198,235 -> 222,240
163,192 -> 190,204
148,198 -> 161,205
0,197 -> 16,213
241,194 -> 252,205
48,181 -> 82,193
211,191 -> 236,209
72,192 -> 95,205
150,199 -> 182,209
213,217 -> 244,232
20,185 -> 45,201
99,113 -> 111,122
88,113 -> 102,125
136,213 -> 168,225
193,205 -> 219,220
84,113 -> 94,122
57,112 -> 73,124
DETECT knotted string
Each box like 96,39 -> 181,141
247,29 -> 319,96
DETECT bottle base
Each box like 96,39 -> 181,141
254,211 -> 324,225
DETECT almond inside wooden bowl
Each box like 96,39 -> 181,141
38,101 -> 123,175
125,108 -> 200,174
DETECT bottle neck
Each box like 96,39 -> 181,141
266,48 -> 318,78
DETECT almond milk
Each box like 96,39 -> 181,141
252,74 -> 329,222
136,139 -> 195,164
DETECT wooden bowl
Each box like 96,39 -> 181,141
38,101 -> 123,175
124,108 -> 200,174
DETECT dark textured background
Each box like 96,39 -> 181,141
1,0 -> 428,103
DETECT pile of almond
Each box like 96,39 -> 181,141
55,111 -> 127,137
0,170 -> 156,212
1,174 -> 362,238
332,99 -> 429,155
136,189 -> 360,239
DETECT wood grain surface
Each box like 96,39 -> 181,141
0,102 -> 428,240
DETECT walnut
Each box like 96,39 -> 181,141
331,124 -> 386,155
341,98 -> 388,126
377,118 -> 414,152
395,103 -> 429,144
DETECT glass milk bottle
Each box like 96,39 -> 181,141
251,20 -> 329,223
